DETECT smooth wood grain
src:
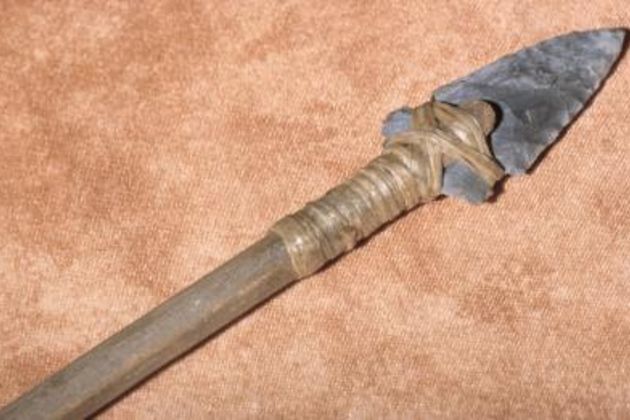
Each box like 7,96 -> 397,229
0,101 -> 498,419
0,233 -> 297,420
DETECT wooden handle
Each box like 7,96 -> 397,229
1,101 -> 500,418
0,234 -> 296,419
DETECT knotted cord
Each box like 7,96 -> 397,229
271,100 -> 504,278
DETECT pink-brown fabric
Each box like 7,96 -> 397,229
1,2 -> 629,418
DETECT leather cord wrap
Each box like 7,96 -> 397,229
271,100 -> 504,278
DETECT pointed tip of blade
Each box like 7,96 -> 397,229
434,28 -> 626,175
583,26 -> 626,40
590,27 -> 626,46
577,27 -> 626,65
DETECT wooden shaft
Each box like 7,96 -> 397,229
2,101 -> 498,418
0,233 -> 297,420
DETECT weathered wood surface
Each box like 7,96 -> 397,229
0,234 -> 296,420
1,101 -> 499,420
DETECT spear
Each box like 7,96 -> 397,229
0,28 -> 625,419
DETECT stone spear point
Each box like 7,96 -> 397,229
1,28 -> 625,419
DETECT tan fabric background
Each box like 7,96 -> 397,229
1,1 -> 629,418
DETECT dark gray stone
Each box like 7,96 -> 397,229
382,29 -> 625,203
441,162 -> 490,204
434,28 -> 626,175
381,107 -> 494,203
381,107 -> 414,137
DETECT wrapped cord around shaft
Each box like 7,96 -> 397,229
271,100 -> 504,278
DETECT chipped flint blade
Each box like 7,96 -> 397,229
384,28 -> 626,203
437,28 -> 626,202
436,28 -> 626,174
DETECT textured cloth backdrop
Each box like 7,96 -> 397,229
1,1 -> 629,418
